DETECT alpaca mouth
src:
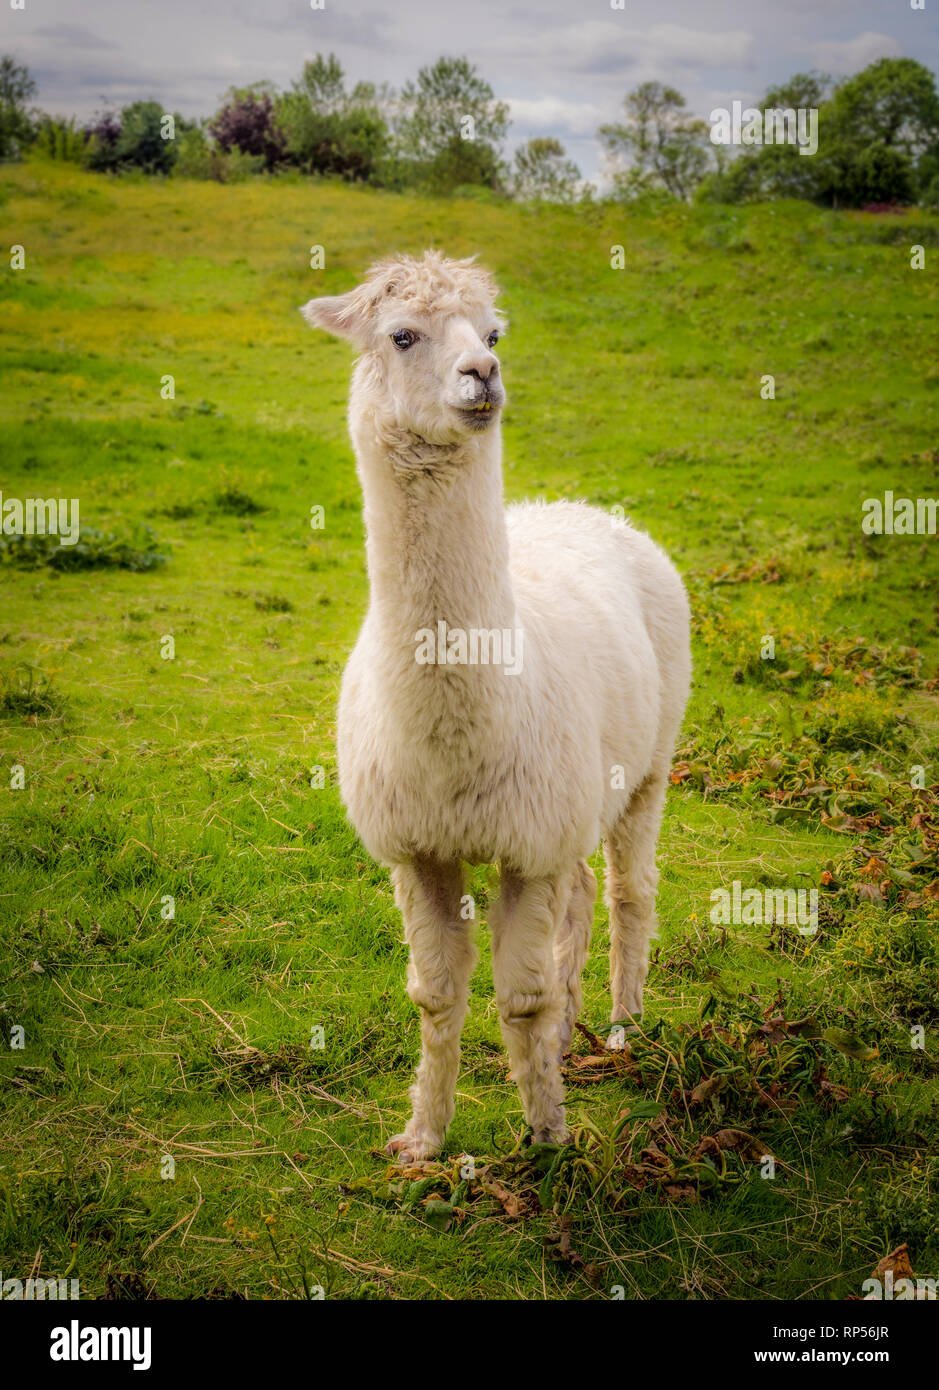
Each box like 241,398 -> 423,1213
455,398 -> 501,428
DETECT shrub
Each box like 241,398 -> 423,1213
208,88 -> 284,169
807,690 -> 908,752
174,126 -> 223,181
223,147 -> 266,182
33,116 -> 85,163
83,110 -> 122,171
920,174 -> 939,211
276,92 -> 388,180
0,525 -> 167,572
114,101 -> 178,174
842,144 -> 915,207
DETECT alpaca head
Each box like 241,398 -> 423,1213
301,251 -> 507,445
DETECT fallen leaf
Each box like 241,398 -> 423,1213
573,1019 -> 608,1053
481,1179 -> 528,1219
663,1182 -> 698,1202
545,1215 -> 601,1282
873,1244 -> 914,1282
712,1128 -> 773,1162
568,1052 -> 628,1073
822,1027 -> 879,1062
421,1199 -> 456,1231
785,1015 -> 823,1039
689,1074 -> 726,1105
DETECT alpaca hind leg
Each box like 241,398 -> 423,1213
386,856 -> 476,1163
605,771 -> 668,1031
490,870 -> 568,1143
553,859 -> 597,1059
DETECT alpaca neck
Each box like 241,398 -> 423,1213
352,411 -> 518,682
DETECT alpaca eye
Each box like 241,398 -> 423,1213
486,330 -> 500,349
391,329 -> 417,350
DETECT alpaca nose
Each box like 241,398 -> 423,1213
457,350 -> 498,382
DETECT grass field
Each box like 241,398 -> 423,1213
1,159 -> 938,1300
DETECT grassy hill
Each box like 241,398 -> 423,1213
1,160 -> 938,1299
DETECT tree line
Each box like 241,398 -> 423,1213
1,51 -> 937,209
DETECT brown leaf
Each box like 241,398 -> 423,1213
689,1074 -> 726,1106
860,856 -> 888,879
694,1135 -> 722,1163
712,1128 -> 773,1162
618,1163 -> 648,1192
873,1244 -> 914,1282
569,1052 -> 624,1071
752,1079 -> 799,1112
573,1019 -> 608,1053
639,1142 -> 670,1168
394,1160 -> 439,1180
481,1179 -> 528,1220
663,1182 -> 698,1203
545,1215 -> 601,1282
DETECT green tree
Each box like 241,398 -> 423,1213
511,137 -> 581,202
599,82 -> 712,201
825,58 -> 939,205
0,55 -> 37,158
828,58 -> 939,155
115,101 -> 180,173
395,56 -> 509,194
705,59 -> 939,208
275,55 -> 389,180
294,54 -> 346,116
762,70 -> 832,114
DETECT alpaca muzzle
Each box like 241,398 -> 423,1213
454,381 -> 506,418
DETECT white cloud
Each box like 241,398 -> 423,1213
643,23 -> 755,68
703,87 -> 761,114
506,97 -> 605,138
514,21 -> 755,76
33,25 -> 120,50
811,31 -> 901,75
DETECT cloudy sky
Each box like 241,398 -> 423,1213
2,0 -> 937,181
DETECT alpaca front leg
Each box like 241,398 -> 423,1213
386,857 -> 475,1163
491,870 -> 568,1143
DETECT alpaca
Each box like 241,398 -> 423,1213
301,252 -> 691,1163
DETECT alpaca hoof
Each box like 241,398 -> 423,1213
532,1124 -> 570,1146
386,1132 -> 438,1164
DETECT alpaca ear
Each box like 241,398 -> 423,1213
300,291 -> 369,344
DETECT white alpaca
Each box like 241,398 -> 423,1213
302,252 -> 691,1162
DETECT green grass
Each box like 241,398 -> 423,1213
1,159 -> 938,1300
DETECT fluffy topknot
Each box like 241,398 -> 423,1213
355,250 -> 501,323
